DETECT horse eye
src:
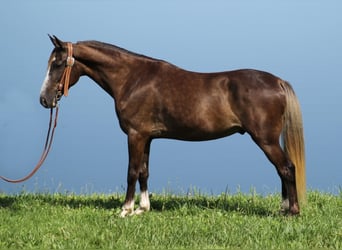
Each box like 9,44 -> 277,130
53,59 -> 64,67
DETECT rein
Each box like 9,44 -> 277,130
1,42 -> 74,183
0,107 -> 59,183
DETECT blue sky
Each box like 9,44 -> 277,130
1,1 -> 341,195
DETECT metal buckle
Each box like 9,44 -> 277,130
66,56 -> 75,67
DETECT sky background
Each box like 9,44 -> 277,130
1,1 -> 341,195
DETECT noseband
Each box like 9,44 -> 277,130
57,42 -> 75,97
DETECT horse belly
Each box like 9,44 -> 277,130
159,99 -> 243,141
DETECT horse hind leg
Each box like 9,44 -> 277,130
251,135 -> 299,215
281,181 -> 290,212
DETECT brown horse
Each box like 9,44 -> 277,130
40,35 -> 305,216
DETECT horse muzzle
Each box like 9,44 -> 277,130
40,95 -> 59,109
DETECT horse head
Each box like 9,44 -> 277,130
40,35 -> 79,108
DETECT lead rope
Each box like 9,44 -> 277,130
1,42 -> 73,183
0,104 -> 59,183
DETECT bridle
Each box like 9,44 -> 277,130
58,42 -> 75,97
0,43 -> 74,183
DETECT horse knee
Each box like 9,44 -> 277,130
127,167 -> 139,183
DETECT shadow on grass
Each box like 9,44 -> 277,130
0,193 -> 279,217
149,194 -> 278,217
0,196 -> 17,208
0,193 -> 122,210
39,194 -> 123,210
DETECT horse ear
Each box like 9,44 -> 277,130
48,34 -> 64,48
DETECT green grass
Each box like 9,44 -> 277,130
0,191 -> 341,249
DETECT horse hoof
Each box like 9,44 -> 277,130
279,206 -> 300,216
280,199 -> 300,216
289,207 -> 300,216
119,209 -> 134,218
134,206 -> 149,215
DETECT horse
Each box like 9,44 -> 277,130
40,35 -> 305,217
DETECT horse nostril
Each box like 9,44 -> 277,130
40,96 -> 48,108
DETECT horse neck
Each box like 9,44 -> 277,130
74,41 -> 143,100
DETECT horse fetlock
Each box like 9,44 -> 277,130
119,200 -> 135,217
139,191 -> 150,210
132,190 -> 151,215
281,198 -> 290,211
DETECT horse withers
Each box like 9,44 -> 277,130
40,35 -> 305,217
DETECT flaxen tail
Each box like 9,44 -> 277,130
281,81 -> 306,205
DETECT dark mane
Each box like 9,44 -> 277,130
78,40 -> 163,62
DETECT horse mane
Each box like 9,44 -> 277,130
77,40 -> 163,63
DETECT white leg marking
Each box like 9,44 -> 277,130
281,198 -> 290,211
120,200 -> 135,218
135,190 -> 150,215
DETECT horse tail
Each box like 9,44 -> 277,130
281,81 -> 306,205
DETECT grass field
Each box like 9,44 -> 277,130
0,190 -> 341,249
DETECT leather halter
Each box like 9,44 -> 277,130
58,42 -> 75,97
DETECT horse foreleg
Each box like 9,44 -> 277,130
134,139 -> 151,215
120,131 -> 150,217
